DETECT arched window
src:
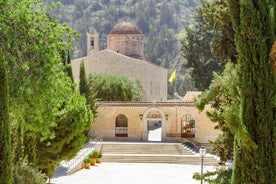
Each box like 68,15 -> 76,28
181,114 -> 195,138
90,38 -> 94,49
115,114 -> 128,137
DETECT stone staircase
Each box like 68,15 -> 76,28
53,136 -> 102,177
101,142 -> 219,166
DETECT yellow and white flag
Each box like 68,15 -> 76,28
168,70 -> 176,83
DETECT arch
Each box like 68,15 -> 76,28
141,107 -> 166,141
146,110 -> 162,119
115,114 -> 128,137
141,107 -> 166,121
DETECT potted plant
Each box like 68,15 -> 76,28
89,150 -> 98,166
189,119 -> 195,128
83,157 -> 91,169
96,152 -> 102,163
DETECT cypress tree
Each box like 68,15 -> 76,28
79,60 -> 88,96
227,0 -> 276,183
66,51 -> 74,82
60,50 -> 67,66
60,50 -> 74,82
0,56 -> 13,183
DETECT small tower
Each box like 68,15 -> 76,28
87,27 -> 99,56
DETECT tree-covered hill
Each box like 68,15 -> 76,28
50,0 -> 201,70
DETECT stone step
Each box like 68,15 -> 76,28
102,154 -> 218,166
100,142 -> 219,166
102,143 -> 194,155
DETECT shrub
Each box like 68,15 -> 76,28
13,160 -> 46,184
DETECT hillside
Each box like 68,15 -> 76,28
50,0 -> 200,68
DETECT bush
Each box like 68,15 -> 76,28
193,166 -> 232,184
13,160 -> 46,184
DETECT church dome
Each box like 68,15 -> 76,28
109,21 -> 143,35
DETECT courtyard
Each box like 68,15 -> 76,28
51,129 -> 215,184
51,162 -> 214,184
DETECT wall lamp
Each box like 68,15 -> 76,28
165,114 -> 168,120
139,114 -> 143,120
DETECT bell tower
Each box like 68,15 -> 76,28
87,27 -> 99,56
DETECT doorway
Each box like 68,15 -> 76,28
147,120 -> 162,141
142,108 -> 166,142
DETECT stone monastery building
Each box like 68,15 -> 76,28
72,22 -> 167,102
72,21 -> 220,150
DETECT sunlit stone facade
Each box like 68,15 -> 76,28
71,22 -> 220,149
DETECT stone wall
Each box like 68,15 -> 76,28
107,34 -> 144,59
71,50 -> 167,101
90,102 -> 220,144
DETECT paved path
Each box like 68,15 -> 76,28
51,128 -> 215,183
51,162 -> 214,184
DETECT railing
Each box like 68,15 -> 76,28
182,137 -> 212,153
61,135 -> 103,175
115,127 -> 128,137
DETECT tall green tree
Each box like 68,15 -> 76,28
79,60 -> 88,96
195,63 -> 237,184
66,51 -> 74,82
227,0 -> 276,183
79,61 -> 99,119
192,1 -> 276,183
203,0 -> 237,63
1,0 -> 93,179
35,76 -> 92,176
61,50 -> 74,82
0,52 -> 13,183
181,8 -> 223,90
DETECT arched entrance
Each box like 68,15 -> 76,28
141,107 -> 166,142
181,113 -> 195,138
115,114 -> 128,137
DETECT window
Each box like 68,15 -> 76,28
90,38 -> 94,49
115,114 -> 128,137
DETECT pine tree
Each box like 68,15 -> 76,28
181,7 -> 223,90
0,55 -> 13,184
227,0 -> 276,183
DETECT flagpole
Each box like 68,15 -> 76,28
174,79 -> 176,94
